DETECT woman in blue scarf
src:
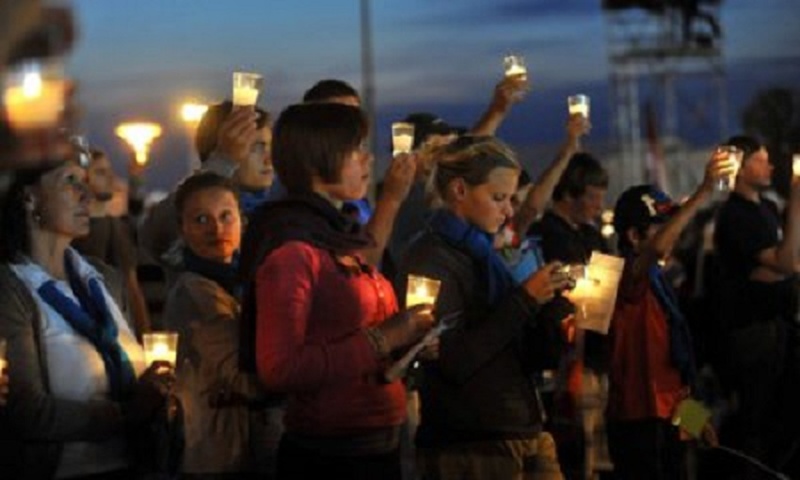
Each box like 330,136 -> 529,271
397,135 -> 572,480
163,172 -> 278,479
0,151 -> 172,479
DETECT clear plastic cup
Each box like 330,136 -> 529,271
142,332 -> 179,368
567,94 -> 590,118
232,71 -> 263,107
406,275 -> 442,308
392,122 -> 415,156
716,145 -> 743,192
503,54 -> 527,79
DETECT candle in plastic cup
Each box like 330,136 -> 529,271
392,122 -> 415,156
715,145 -> 743,192
503,55 -> 527,79
142,332 -> 179,368
567,94 -> 590,118
232,72 -> 263,106
793,154 -> 800,177
3,61 -> 66,129
406,275 -> 441,308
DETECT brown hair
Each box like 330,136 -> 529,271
195,101 -> 270,162
552,152 -> 609,201
174,172 -> 239,222
272,102 -> 367,193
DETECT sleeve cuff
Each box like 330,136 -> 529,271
202,151 -> 239,178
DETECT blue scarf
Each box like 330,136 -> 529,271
183,247 -> 241,299
239,188 -> 270,216
429,209 -> 514,306
649,264 -> 696,385
36,253 -> 136,400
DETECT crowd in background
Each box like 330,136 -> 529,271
1,2 -> 799,480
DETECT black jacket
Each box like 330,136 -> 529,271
397,231 -> 548,448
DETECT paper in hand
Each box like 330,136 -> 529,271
673,398 -> 712,439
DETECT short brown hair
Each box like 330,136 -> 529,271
272,103 -> 367,193
174,172 -> 239,222
552,152 -> 609,201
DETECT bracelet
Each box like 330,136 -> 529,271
365,327 -> 391,359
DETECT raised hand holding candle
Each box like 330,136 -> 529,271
232,71 -> 263,107
142,332 -> 179,368
392,122 -> 415,156
406,275 -> 442,308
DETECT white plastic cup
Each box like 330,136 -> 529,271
406,275 -> 442,308
716,145 -> 743,192
503,54 -> 527,79
3,60 -> 67,129
568,94 -> 590,118
142,332 -> 179,368
232,71 -> 263,107
392,122 -> 415,156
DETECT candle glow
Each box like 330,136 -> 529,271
142,332 -> 178,367
406,275 -> 441,307
392,122 -> 415,156
568,94 -> 590,118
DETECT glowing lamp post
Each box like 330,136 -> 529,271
179,102 -> 208,173
115,122 -> 162,167
115,122 -> 162,218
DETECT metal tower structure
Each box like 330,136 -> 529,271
603,0 -> 728,196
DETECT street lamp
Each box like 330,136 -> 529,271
115,121 -> 162,218
179,101 -> 208,173
115,121 -> 162,167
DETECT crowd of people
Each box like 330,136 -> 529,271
1,2 -> 799,480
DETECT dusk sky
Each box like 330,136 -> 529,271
66,0 -> 800,192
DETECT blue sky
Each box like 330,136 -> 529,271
67,0 -> 800,191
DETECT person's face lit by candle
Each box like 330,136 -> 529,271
180,186 -> 242,264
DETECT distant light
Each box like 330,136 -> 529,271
601,223 -> 616,238
180,102 -> 209,123
601,209 -> 614,224
115,122 -> 162,166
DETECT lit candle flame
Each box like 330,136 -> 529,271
22,72 -> 43,98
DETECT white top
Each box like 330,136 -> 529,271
11,248 -> 146,478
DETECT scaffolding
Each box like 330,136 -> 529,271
603,0 -> 728,196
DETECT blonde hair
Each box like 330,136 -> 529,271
425,135 -> 520,206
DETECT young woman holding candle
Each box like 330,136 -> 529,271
239,102 -> 434,480
163,172 -> 279,479
0,145 -> 172,479
396,135 -> 573,480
